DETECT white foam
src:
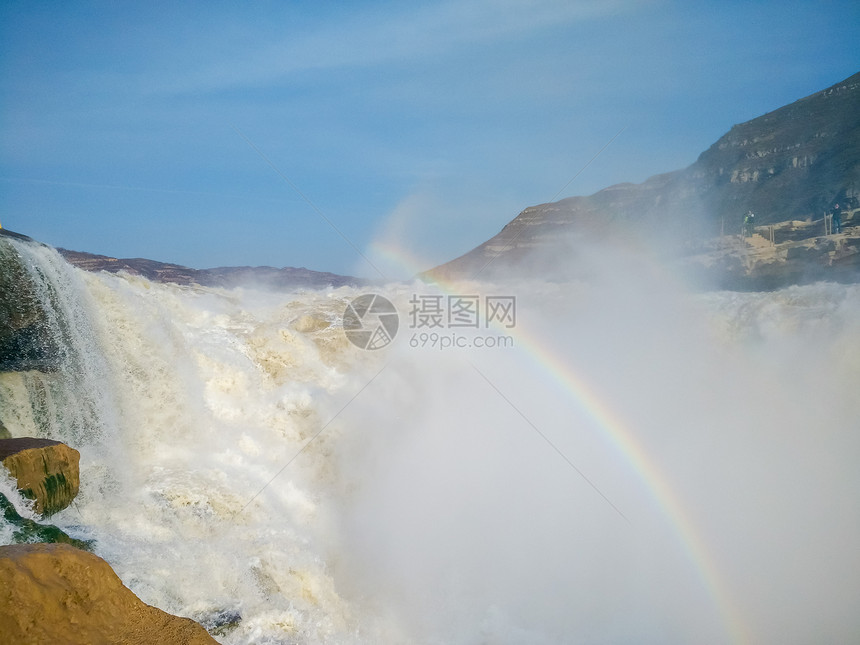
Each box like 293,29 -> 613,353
2,235 -> 859,643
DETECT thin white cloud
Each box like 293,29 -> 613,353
151,0 -> 646,94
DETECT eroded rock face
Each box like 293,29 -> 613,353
0,543 -> 218,645
0,438 -> 80,516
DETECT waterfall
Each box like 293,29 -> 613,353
0,233 -> 122,448
0,232 -> 375,642
2,230 -> 860,644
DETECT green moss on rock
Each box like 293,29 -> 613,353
0,438 -> 80,516
0,492 -> 93,550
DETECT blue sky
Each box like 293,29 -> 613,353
1,1 -> 858,280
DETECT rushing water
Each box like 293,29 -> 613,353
1,235 -> 859,644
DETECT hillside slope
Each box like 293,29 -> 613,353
425,72 -> 860,283
56,248 -> 365,290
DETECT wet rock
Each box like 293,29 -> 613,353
0,492 -> 93,550
0,543 -> 218,645
0,438 -> 80,516
197,608 -> 242,637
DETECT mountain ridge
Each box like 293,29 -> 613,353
56,247 -> 366,290
425,71 -> 860,284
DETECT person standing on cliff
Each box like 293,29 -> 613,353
744,210 -> 755,237
832,203 -> 842,234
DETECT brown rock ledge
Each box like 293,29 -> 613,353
0,543 -> 218,645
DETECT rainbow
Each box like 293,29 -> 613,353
507,328 -> 749,645
366,238 -> 751,644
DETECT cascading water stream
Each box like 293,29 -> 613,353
1,231 -> 859,644
0,234 -> 122,449
0,233 -> 378,643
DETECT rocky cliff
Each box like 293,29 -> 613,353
0,543 -> 218,645
425,72 -> 860,284
681,210 -> 860,290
